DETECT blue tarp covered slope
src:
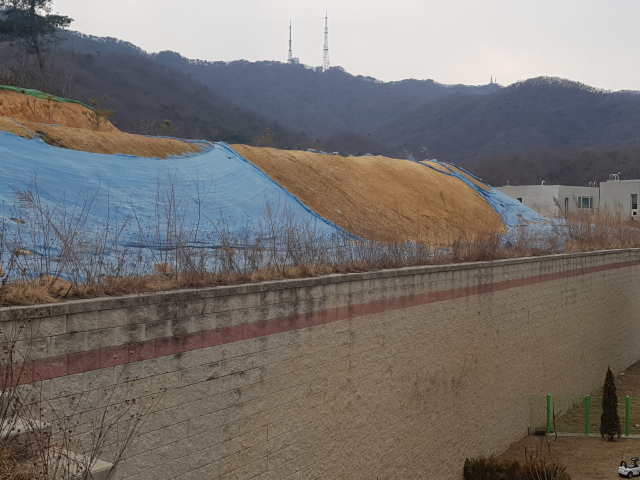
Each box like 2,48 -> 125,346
0,133 -> 346,247
414,160 -> 563,241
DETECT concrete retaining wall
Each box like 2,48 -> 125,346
3,249 -> 640,479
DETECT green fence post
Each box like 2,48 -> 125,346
547,394 -> 551,435
585,395 -> 590,436
627,396 -> 630,437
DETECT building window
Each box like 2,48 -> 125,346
516,198 -> 523,203
564,198 -> 569,211
578,197 -> 593,209
632,194 -> 638,210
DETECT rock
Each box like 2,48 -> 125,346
155,262 -> 174,275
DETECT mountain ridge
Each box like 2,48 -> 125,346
4,30 -> 640,179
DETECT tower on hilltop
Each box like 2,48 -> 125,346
322,12 -> 330,72
288,20 -> 293,63
288,20 -> 299,64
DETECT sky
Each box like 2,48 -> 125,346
53,0 -> 640,91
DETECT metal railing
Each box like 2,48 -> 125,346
531,395 -> 640,436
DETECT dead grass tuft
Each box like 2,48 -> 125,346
0,445 -> 35,480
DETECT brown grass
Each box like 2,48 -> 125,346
232,145 -> 506,244
0,89 -> 119,132
447,164 -> 491,191
0,116 -> 32,138
561,205 -> 640,252
0,446 -> 34,480
11,120 -> 202,158
498,436 -> 639,480
0,231 -> 550,308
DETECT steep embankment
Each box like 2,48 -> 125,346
0,87 -> 512,245
0,88 -> 120,132
232,145 -> 506,244
0,88 -> 201,158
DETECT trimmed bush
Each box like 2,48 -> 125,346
600,366 -> 621,440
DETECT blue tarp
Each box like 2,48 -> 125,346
0,133 -> 347,249
0,128 -> 566,282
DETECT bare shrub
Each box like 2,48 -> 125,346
463,448 -> 571,480
0,318 -> 159,479
559,203 -> 640,252
2,175 -> 636,308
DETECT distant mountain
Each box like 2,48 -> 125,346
378,77 -> 640,162
5,31 -> 640,172
0,37 -> 301,147
58,32 -> 501,155
465,143 -> 640,187
149,51 -> 501,139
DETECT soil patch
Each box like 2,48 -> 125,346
0,89 -> 200,157
232,145 -> 506,244
0,89 -> 119,132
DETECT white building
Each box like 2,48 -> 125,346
497,175 -> 640,219
496,183 -> 599,217
600,178 -> 640,218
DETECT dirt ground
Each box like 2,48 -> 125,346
232,145 -> 506,244
0,89 -> 120,132
0,90 -> 202,158
498,435 -> 640,480
498,361 -> 640,479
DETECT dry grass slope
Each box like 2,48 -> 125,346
232,145 -> 506,244
16,120 -> 201,158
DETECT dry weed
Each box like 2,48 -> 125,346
1,180 -> 637,308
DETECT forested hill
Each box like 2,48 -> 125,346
150,52 -> 501,139
378,77 -> 640,161
5,31 -> 640,174
60,32 -> 501,140
0,33 -> 301,148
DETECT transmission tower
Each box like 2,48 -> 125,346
322,12 -> 330,72
288,20 -> 293,63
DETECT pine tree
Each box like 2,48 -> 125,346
0,0 -> 73,79
600,366 -> 621,441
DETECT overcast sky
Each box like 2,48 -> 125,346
54,0 -> 640,90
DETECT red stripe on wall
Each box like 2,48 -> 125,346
15,259 -> 640,383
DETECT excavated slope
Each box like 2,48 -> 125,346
232,145 -> 506,244
0,89 -> 200,158
0,89 -> 120,132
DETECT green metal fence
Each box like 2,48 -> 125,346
530,395 -> 640,435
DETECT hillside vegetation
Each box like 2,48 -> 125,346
0,42 -> 301,149
380,77 -> 640,162
465,144 -> 640,187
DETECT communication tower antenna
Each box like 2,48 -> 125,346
288,20 -> 293,63
322,12 -> 330,72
